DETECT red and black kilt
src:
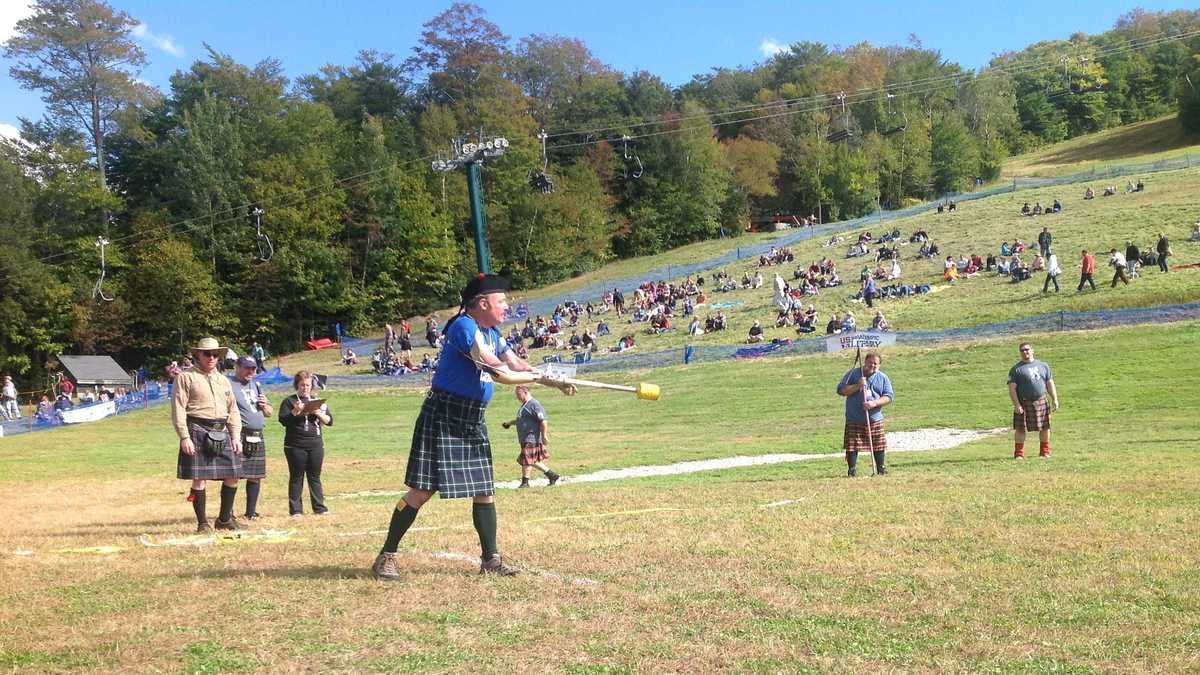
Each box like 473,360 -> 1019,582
177,422 -> 242,480
1013,397 -> 1051,431
239,429 -> 267,480
404,390 -> 494,499
517,442 -> 548,467
843,419 -> 886,453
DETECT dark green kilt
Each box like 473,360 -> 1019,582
404,390 -> 493,499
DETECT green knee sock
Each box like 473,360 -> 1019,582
472,502 -> 498,560
380,503 -> 419,554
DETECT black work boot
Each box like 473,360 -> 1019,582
846,451 -> 858,477
545,470 -> 560,486
518,478 -> 530,489
873,450 -> 886,475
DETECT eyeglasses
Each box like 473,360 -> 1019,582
200,351 -> 222,358
1020,348 -> 1032,352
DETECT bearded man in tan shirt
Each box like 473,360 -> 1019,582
172,337 -> 244,532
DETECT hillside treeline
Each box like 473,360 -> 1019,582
2,1 -> 1199,384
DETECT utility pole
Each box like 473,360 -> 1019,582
432,136 -> 510,273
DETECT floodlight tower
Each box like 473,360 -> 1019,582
432,136 -> 510,273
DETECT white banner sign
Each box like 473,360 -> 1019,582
824,331 -> 898,353
536,362 -> 578,379
59,400 -> 117,425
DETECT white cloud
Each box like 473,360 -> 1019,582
131,21 -> 182,57
759,38 -> 787,58
0,1 -> 35,43
0,122 -> 19,140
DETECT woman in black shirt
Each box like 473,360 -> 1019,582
278,370 -> 332,516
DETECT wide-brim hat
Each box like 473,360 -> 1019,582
191,337 -> 224,353
460,273 -> 511,306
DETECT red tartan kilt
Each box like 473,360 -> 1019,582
517,442 -> 548,466
843,420 -> 886,453
1013,397 -> 1051,431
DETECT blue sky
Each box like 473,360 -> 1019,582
1,0 -> 1197,138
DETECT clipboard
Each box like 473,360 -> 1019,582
297,398 -> 326,414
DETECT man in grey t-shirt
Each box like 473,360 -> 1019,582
501,386 -> 561,488
1007,342 -> 1059,459
230,356 -> 273,519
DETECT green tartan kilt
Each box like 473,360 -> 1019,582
404,390 -> 493,499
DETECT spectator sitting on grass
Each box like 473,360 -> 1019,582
943,256 -> 959,282
648,314 -> 671,335
986,253 -> 997,270
889,257 -> 902,280
1032,254 -> 1045,272
1013,239 -> 1026,253
609,335 -> 636,353
747,320 -> 765,344
871,311 -> 891,332
343,348 -> 358,366
842,312 -> 857,333
1084,186 -> 1095,199
568,331 -> 582,350
714,311 -> 728,331
963,258 -> 980,277
35,395 -> 53,423
1011,261 -> 1032,282
826,313 -> 843,335
1052,198 -> 1062,213
956,255 -> 969,272
1103,186 -> 1116,197
689,317 -> 703,335
1189,221 -> 1200,242
596,320 -> 610,337
1000,241 -> 1011,257
796,307 -> 817,334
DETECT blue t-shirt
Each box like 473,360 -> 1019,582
837,367 -> 894,424
431,314 -> 510,402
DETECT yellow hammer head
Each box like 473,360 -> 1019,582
635,383 -> 660,401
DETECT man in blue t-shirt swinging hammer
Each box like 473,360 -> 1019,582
372,274 -> 577,580
837,350 -> 895,477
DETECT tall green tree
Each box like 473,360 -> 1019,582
931,114 -> 980,194
4,0 -> 154,193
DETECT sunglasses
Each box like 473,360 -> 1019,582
200,351 -> 222,358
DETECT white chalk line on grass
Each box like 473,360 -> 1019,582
761,498 -> 806,509
424,550 -> 599,586
334,428 -> 1007,496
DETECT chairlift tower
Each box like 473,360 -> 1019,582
432,136 -> 510,273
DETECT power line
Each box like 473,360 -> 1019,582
543,28 -> 1200,145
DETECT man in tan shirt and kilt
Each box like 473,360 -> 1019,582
172,337 -> 243,532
